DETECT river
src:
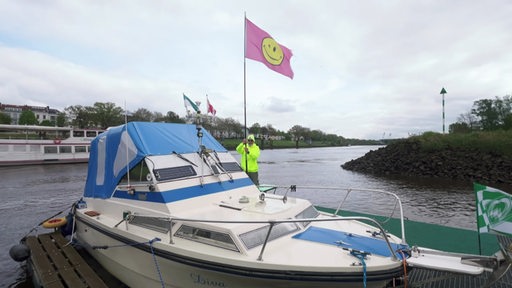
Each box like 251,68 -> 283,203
1,145 -> 480,287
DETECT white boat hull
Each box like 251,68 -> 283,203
76,216 -> 402,288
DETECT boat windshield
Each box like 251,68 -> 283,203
239,222 -> 299,250
295,205 -> 320,227
119,160 -> 151,184
175,225 -> 239,252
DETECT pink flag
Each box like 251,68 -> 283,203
207,98 -> 216,116
245,18 -> 294,79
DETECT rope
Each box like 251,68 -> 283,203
20,201 -> 76,240
149,238 -> 165,288
398,250 -> 408,288
93,237 -> 165,287
350,250 -> 368,288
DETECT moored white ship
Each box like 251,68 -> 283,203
0,124 -> 103,166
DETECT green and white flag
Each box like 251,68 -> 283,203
474,182 -> 512,237
183,94 -> 200,114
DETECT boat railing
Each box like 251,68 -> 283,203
126,214 -> 402,262
258,185 -> 407,245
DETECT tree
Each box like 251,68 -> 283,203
92,102 -> 124,129
164,111 -> 185,123
249,123 -> 261,136
18,110 -> 38,125
310,129 -> 325,142
65,105 -> 92,128
130,108 -> 154,122
288,125 -> 310,148
503,114 -> 512,130
0,112 -> 11,124
56,112 -> 67,127
216,117 -> 242,138
472,99 -> 499,130
264,124 -> 277,136
40,120 -> 54,127
457,111 -> 479,131
471,96 -> 512,131
449,122 -> 472,134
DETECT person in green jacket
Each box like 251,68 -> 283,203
236,134 -> 260,185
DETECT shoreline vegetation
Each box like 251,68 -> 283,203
219,138 -> 385,150
341,131 -> 512,189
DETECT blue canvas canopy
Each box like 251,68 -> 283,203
84,122 -> 227,199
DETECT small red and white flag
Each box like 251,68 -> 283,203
207,97 -> 216,116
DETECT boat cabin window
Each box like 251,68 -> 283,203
86,131 -> 98,137
128,216 -> 171,234
59,131 -> 70,139
13,145 -> 26,152
295,205 -> 319,227
239,222 -> 299,250
219,162 -> 242,172
119,161 -> 151,183
59,146 -> 72,153
175,225 -> 239,252
44,146 -> 58,154
153,165 -> 197,181
73,130 -> 84,137
75,146 -> 87,153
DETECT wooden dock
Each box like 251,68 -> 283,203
25,232 -> 108,288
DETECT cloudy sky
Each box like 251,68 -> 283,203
1,1 -> 511,139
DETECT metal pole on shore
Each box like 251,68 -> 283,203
440,87 -> 447,134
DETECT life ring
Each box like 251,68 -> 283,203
53,138 -> 61,144
42,217 -> 67,229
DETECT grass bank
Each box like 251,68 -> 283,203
219,138 -> 342,150
413,130 -> 512,157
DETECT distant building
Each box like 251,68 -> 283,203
0,103 -> 60,124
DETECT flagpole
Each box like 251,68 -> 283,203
474,188 -> 483,255
243,12 -> 247,139
243,13 -> 249,175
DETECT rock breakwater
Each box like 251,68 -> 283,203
341,139 -> 512,185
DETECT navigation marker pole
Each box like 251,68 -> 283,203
440,87 -> 447,134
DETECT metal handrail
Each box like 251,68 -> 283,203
156,215 -> 401,262
126,186 -> 409,261
262,185 -> 407,245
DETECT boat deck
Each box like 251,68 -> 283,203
317,207 -> 512,288
404,234 -> 511,287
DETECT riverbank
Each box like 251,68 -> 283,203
219,138 -> 384,150
341,131 -> 512,187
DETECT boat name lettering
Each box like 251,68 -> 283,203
190,273 -> 226,287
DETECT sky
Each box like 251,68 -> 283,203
0,1 -> 511,139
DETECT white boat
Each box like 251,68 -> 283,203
0,124 -> 104,166
69,122 -> 501,288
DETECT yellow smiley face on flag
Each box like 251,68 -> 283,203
262,37 -> 284,65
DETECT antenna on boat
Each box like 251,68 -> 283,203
195,110 -> 206,186
124,100 -> 132,190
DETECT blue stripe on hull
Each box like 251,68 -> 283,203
112,178 -> 254,203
